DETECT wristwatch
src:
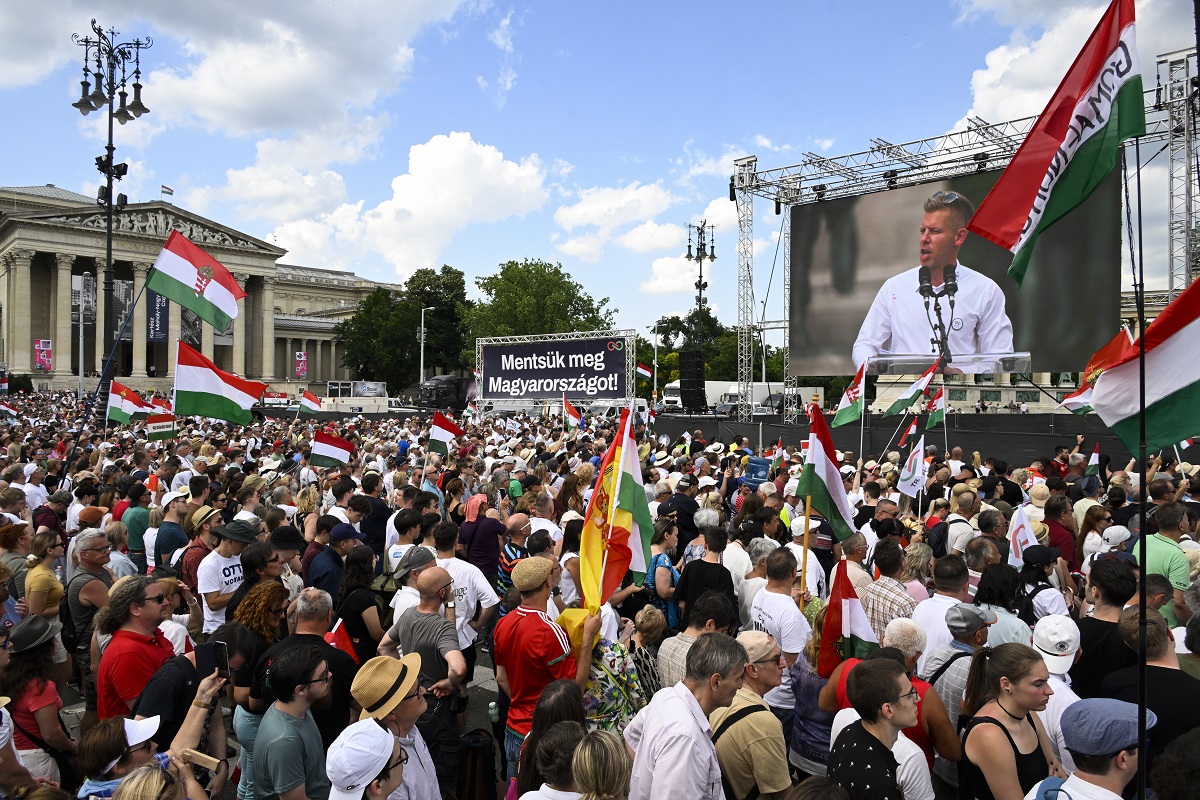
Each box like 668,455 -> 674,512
551,587 -> 562,597
445,602 -> 456,608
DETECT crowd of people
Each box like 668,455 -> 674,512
0,389 -> 1195,800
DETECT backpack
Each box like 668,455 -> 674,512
1016,579 -> 1055,626
60,573 -> 87,652
371,563 -> 405,629
1033,776 -> 1067,799
454,728 -> 498,800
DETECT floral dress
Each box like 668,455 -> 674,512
583,638 -> 646,732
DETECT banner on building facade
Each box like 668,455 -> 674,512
147,289 -> 169,342
295,351 -> 308,379
33,340 -> 52,372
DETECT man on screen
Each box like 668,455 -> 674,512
852,190 -> 1013,372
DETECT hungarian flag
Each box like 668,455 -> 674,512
1181,438 -> 1195,450
149,396 -> 172,413
1085,443 -> 1101,475
898,417 -> 918,447
160,185 -> 174,196
647,407 -> 656,426
0,401 -> 16,417
299,390 -> 321,416
897,437 -> 927,499
146,231 -> 247,329
967,0 -> 1144,286
323,618 -> 360,665
429,411 -> 465,455
107,381 -> 152,424
817,559 -> 880,678
884,360 -> 940,416
563,394 -> 582,430
832,362 -> 866,428
925,387 -> 945,428
578,406 -> 654,614
1091,277 -> 1200,451
311,432 -> 354,468
144,413 -> 176,442
1057,384 -> 1094,415
793,404 -> 857,542
636,363 -> 652,379
173,342 -> 267,426
1008,503 -> 1041,569
771,438 -> 785,473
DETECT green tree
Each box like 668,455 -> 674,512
404,266 -> 471,374
462,259 -> 616,361
334,288 -> 419,389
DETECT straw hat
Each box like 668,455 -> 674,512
352,654 -> 422,721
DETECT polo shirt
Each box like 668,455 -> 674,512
492,605 -> 575,737
626,683 -> 722,800
827,718 -> 904,800
97,627 -> 176,719
708,687 -> 790,800
1143,533 -> 1191,626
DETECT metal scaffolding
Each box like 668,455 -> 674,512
734,156 -> 757,423
1161,50 -> 1200,299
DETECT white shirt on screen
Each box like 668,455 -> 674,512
852,262 -> 1014,373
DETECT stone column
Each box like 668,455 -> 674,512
232,273 -> 248,376
166,293 -> 182,380
314,339 -> 323,383
261,277 -> 276,383
54,254 -> 75,383
201,312 -> 215,361
7,250 -> 34,374
93,265 -> 107,376
131,262 -> 150,379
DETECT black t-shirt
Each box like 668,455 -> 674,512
1069,616 -> 1138,699
132,655 -> 200,748
249,633 -> 360,749
674,558 -> 737,625
336,587 -> 381,665
998,477 -> 1024,509
854,505 -> 876,531
360,496 -> 391,556
1101,664 -> 1200,767
827,719 -> 903,800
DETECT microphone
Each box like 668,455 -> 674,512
943,264 -> 959,296
918,266 -> 934,299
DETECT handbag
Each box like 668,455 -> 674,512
11,710 -> 83,791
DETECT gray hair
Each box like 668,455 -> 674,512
270,486 -> 291,504
965,536 -> 999,571
842,532 -> 866,552
756,482 -> 777,498
978,509 -> 1005,535
684,632 -> 748,683
693,508 -> 720,529
295,588 -> 333,621
75,528 -> 107,552
882,618 -> 926,661
1068,453 -> 1087,469
746,536 -> 779,566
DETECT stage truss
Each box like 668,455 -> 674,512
732,50 -> 1195,424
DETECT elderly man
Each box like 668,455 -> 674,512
96,576 -> 177,719
626,632 -> 748,800
709,632 -> 792,800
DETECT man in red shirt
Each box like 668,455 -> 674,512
96,575 -> 177,719
1043,494 -> 1082,573
492,556 -> 599,781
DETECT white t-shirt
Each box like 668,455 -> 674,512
749,589 -> 812,710
911,594 -> 958,675
559,553 -> 580,606
437,556 -> 500,649
1036,673 -> 1081,774
196,550 -> 244,633
722,541 -> 752,602
739,577 -> 767,633
784,542 -> 828,599
143,527 -> 160,569
529,517 -> 563,542
831,708 -> 934,800
386,542 -> 413,573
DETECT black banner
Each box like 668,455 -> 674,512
480,336 -> 628,400
147,289 -> 169,342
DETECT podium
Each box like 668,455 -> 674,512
865,352 -> 1032,376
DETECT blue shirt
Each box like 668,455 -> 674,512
78,752 -> 170,798
308,547 -> 344,604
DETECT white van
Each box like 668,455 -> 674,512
586,399 -> 649,420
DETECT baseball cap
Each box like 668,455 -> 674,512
784,478 -> 800,496
1022,544 -> 1061,566
160,491 -> 188,507
1101,525 -> 1132,551
1060,699 -> 1156,756
677,474 -> 698,490
102,716 -> 161,774
945,603 -> 997,637
330,523 -> 365,543
1033,615 -> 1081,675
326,719 -> 395,800
394,546 -> 435,580
737,631 -> 777,663
698,476 -> 718,489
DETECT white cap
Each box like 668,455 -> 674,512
1033,615 -> 1080,675
327,719 -> 395,800
698,476 -> 717,489
784,478 -> 800,496
1101,525 -> 1132,551
103,716 -> 160,774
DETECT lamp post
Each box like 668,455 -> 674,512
651,317 -> 670,403
78,272 -> 91,399
70,19 -> 151,390
684,220 -> 716,365
418,306 -> 435,390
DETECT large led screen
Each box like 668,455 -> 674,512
788,169 -> 1121,375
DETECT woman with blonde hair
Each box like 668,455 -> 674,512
111,761 -> 204,800
572,729 -> 631,800
900,542 -> 934,602
105,522 -> 137,578
153,578 -> 202,654
22,531 -> 69,687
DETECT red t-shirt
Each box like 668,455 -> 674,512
112,499 -> 131,525
492,605 -> 576,737
12,679 -> 61,751
97,627 -> 175,720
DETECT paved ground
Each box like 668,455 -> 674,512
60,648 -> 504,799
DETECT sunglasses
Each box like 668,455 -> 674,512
930,190 -> 960,204
142,593 -> 170,605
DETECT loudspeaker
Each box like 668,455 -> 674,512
679,350 -> 707,411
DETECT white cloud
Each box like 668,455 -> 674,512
674,140 -> 751,185
617,221 -> 686,253
488,11 -> 515,52
640,254 -> 699,294
550,158 -> 575,177
812,137 -> 835,152
479,8 -> 520,107
552,181 -> 682,261
557,231 -> 609,262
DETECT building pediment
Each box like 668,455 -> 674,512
8,202 -> 286,258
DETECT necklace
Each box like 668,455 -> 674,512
995,699 -> 1024,722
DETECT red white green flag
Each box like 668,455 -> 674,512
0,401 -> 16,417
173,342 -> 267,426
1058,326 -> 1134,415
1085,443 -> 1101,476
144,413 -> 176,442
311,432 -> 354,468
793,404 -> 857,542
146,231 -> 247,329
107,381 -> 152,424
636,363 -> 652,379
898,417 -> 918,448
1058,384 -> 1094,415
563,394 -> 582,430
832,362 -> 866,428
817,559 -> 880,678
429,411 -> 465,455
884,360 -> 940,417
150,396 -> 172,413
1091,277 -> 1200,451
299,390 -> 321,416
925,387 -> 945,428
771,438 -> 785,473
967,0 -> 1144,286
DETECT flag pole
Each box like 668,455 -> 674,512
800,496 -> 812,612
880,412 -> 913,455
80,277 -> 153,446
1132,136 -> 1150,799
941,382 -> 949,459
859,399 -> 867,464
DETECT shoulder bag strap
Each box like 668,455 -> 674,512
925,650 -> 972,686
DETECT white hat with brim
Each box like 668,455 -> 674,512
327,719 -> 394,800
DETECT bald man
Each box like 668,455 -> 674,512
497,513 -> 532,595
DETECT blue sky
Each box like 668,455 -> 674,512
1,0 -> 1192,346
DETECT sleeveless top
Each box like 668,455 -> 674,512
67,568 -> 114,653
958,715 -> 1049,800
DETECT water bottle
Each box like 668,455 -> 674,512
54,565 -> 63,583
487,702 -> 499,723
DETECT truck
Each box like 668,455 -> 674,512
418,374 -> 477,412
661,380 -> 730,410
586,398 -> 649,420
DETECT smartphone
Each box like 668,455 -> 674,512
195,643 -> 215,678
213,640 -> 230,680
498,486 -> 509,501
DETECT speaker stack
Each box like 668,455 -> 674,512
678,350 -> 707,412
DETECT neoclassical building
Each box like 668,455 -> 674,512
0,185 -> 398,392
